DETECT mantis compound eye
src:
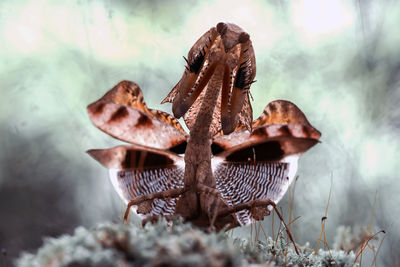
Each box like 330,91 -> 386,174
189,47 -> 206,74
235,64 -> 252,90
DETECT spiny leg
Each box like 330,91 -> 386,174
123,188 -> 186,223
216,199 -> 300,255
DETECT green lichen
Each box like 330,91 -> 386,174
16,218 -> 357,267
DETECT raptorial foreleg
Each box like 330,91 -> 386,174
123,188 -> 186,223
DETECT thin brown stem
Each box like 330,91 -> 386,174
371,232 -> 386,267
216,199 -> 299,255
354,230 -> 386,264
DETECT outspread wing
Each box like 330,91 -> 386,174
212,100 -> 321,153
88,145 -> 184,219
87,81 -> 188,150
212,100 -> 321,225
213,159 -> 295,226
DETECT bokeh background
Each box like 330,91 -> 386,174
1,0 -> 399,265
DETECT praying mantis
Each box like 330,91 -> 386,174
87,23 -> 321,249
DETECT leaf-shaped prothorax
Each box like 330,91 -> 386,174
162,22 -> 256,135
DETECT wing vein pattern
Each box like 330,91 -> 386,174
214,161 -> 290,225
110,166 -> 184,218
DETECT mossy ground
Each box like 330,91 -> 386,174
16,218 -> 358,267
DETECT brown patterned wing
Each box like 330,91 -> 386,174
96,80 -> 149,112
212,100 -> 321,153
252,99 -> 316,128
212,100 -> 321,225
88,145 -> 184,219
87,81 -> 188,150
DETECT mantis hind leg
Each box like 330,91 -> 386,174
216,199 -> 300,255
123,188 -> 186,223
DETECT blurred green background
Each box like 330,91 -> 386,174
0,0 -> 399,265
